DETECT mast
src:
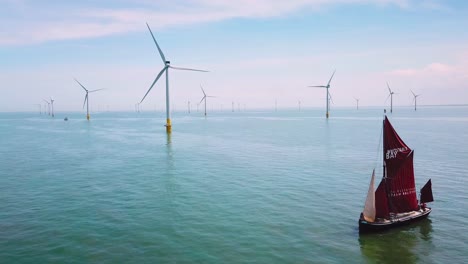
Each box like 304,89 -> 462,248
382,116 -> 394,216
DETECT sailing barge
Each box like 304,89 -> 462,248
359,116 -> 434,232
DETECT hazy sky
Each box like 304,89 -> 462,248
1,0 -> 467,112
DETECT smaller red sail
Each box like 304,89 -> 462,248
383,116 -> 412,179
375,180 -> 389,219
420,179 -> 434,203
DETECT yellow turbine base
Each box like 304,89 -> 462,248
166,119 -> 172,133
87,114 -> 90,120
326,112 -> 329,118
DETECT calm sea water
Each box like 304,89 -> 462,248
1,106 -> 467,263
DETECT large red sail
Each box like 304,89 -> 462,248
387,151 -> 419,212
383,116 -> 418,213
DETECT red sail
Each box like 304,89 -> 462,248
387,151 -> 419,212
375,180 -> 389,219
383,116 -> 418,213
420,179 -> 434,203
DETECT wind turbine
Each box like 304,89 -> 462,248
135,103 -> 141,113
298,100 -> 301,111
43,99 -> 51,116
386,82 -> 396,113
354,97 -> 359,110
199,85 -> 215,116
188,101 -> 191,114
139,23 -> 208,133
50,97 -> 55,117
74,78 -> 104,120
411,90 -> 421,111
309,70 -> 336,118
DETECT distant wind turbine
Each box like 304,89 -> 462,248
188,101 -> 191,114
411,90 -> 421,111
43,99 -> 50,116
135,103 -> 141,113
232,101 -> 234,112
50,97 -> 55,117
74,78 -> 104,120
298,100 -> 301,111
386,82 -> 396,113
139,22 -> 208,133
199,85 -> 215,116
354,97 -> 359,110
309,70 -> 336,118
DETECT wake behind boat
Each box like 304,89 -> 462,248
359,116 -> 434,233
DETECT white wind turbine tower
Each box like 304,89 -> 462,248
354,97 -> 359,110
411,90 -> 421,111
140,22 -> 208,133
386,82 -> 396,113
74,78 -> 104,120
43,99 -> 51,116
309,70 -> 336,118
50,97 -> 55,117
199,85 -> 215,117
135,103 -> 141,113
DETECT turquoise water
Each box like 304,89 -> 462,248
1,107 -> 467,263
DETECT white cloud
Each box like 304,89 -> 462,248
0,0 -> 420,46
384,54 -> 468,105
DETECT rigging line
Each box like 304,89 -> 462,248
375,118 -> 384,170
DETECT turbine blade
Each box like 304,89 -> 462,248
43,99 -> 49,103
387,82 -> 391,93
199,96 -> 206,105
146,22 -> 166,64
89,88 -> 105,93
200,85 -> 206,96
83,94 -> 88,109
329,93 -> 334,104
308,86 -> 327,88
170,66 -> 209,72
411,90 -> 416,97
140,66 -> 168,103
385,93 -> 391,103
327,69 -> 336,86
74,78 -> 88,92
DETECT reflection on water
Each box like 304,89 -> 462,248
359,219 -> 433,264
419,218 -> 433,241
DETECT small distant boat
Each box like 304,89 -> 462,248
64,117 -> 68,121
359,116 -> 434,232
